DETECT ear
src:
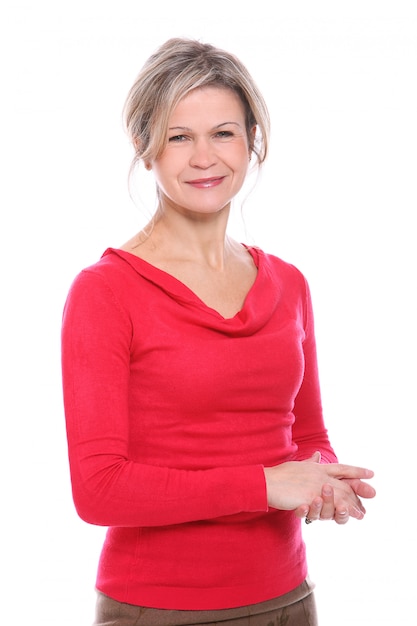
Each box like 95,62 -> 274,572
144,161 -> 152,171
249,125 -> 257,156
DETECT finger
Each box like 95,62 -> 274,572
347,502 -> 366,520
343,478 -> 376,499
327,464 -> 374,480
334,484 -> 366,519
294,505 -> 309,519
307,496 -> 323,522
319,484 -> 335,520
327,479 -> 366,520
306,451 -> 321,464
334,507 -> 349,525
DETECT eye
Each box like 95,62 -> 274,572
168,134 -> 188,143
215,130 -> 234,139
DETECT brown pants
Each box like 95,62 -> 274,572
93,579 -> 318,626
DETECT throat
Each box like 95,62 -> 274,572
173,253 -> 258,319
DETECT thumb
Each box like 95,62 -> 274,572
308,451 -> 321,463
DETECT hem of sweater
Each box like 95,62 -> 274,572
96,566 -> 308,611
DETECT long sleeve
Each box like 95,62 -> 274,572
291,277 -> 338,464
62,269 -> 268,527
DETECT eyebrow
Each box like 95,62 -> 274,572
168,122 -> 243,131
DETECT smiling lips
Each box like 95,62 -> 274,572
186,176 -> 225,189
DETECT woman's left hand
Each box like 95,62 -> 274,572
294,452 -> 376,525
295,483 -> 351,524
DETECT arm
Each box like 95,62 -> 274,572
61,270 -> 268,528
290,276 -> 337,464
270,276 -> 375,521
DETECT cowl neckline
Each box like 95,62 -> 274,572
102,245 -> 281,337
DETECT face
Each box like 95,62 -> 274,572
149,87 -> 255,216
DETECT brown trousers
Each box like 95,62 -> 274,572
92,578 -> 318,626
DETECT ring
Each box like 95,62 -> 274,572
305,516 -> 313,524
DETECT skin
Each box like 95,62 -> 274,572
269,452 -> 376,524
123,86 -> 376,523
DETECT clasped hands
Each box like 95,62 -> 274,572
264,451 -> 376,525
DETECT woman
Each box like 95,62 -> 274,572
61,38 -> 375,626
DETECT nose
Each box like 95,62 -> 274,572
189,138 -> 216,169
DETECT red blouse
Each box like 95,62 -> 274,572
61,246 -> 337,610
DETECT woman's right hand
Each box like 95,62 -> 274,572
263,453 -> 375,522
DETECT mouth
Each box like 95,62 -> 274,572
186,176 -> 225,189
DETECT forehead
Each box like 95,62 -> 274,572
169,87 -> 246,123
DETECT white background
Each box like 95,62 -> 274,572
1,1 -> 416,624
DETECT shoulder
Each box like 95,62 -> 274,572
63,248 -> 143,318
252,246 -> 308,286
68,248 -> 141,292
250,246 -> 314,322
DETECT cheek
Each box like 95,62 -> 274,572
227,143 -> 250,168
153,150 -> 185,177
231,153 -> 251,180
152,160 -> 174,187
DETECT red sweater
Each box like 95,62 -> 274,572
61,246 -> 337,610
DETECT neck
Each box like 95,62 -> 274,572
149,202 -> 235,270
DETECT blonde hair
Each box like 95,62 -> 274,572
123,38 -> 270,172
